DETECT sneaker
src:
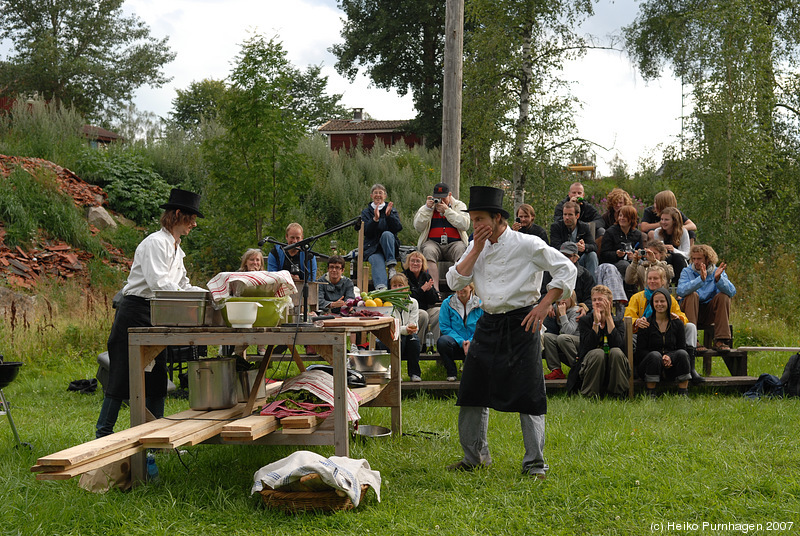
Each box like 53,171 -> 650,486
522,469 -> 547,480
544,369 -> 566,380
447,460 -> 490,472
350,343 -> 359,354
446,376 -> 457,382
387,263 -> 397,280
410,375 -> 422,382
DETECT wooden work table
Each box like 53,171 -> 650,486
126,317 -> 401,483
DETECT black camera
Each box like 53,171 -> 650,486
638,249 -> 646,257
515,217 -> 521,223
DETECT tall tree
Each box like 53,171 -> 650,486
201,34 -> 309,262
289,64 -> 349,130
624,0 -> 800,257
463,0 -> 593,210
330,0 -> 445,146
170,79 -> 228,129
0,0 -> 175,120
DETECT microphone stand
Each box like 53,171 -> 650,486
279,216 -> 362,326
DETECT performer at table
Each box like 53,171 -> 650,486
446,186 -> 576,478
96,189 -> 205,438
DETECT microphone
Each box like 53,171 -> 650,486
258,236 -> 276,247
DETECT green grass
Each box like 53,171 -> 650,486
1,352 -> 799,535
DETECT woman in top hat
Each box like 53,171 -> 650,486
445,186 -> 576,478
96,189 -> 206,438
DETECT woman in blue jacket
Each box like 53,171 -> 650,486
437,283 -> 483,381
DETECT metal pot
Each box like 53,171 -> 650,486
235,369 -> 266,402
188,358 -> 237,410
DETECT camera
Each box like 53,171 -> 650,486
638,249 -> 646,257
515,217 -> 521,223
433,198 -> 441,204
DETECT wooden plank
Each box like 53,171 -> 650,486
321,317 -> 394,328
280,415 -> 322,429
35,445 -> 142,480
221,414 -> 276,433
220,417 -> 279,440
737,347 -> 800,352
139,404 -> 253,445
351,384 -> 383,405
36,409 -> 204,467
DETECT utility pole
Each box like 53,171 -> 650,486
441,0 -> 464,200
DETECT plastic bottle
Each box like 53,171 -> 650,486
425,331 -> 435,354
146,453 -> 160,483
602,335 -> 609,356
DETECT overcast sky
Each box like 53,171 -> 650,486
128,1 -> 683,175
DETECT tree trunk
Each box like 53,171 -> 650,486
512,23 -> 533,211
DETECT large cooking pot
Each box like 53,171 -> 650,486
0,360 -> 22,390
188,358 -> 237,410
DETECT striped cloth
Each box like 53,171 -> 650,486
206,270 -> 297,304
262,369 -> 361,422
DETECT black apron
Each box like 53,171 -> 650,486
105,295 -> 167,400
457,306 -> 547,415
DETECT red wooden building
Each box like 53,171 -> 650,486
318,108 -> 422,151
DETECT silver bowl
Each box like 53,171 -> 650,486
348,350 -> 391,373
353,425 -> 391,438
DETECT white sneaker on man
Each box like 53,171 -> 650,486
410,375 -> 422,382
387,263 -> 397,280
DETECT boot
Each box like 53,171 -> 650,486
688,347 -> 705,383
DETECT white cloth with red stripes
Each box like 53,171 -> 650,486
206,270 -> 297,304
262,369 -> 361,422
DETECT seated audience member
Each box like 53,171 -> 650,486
512,203 -> 549,244
599,205 -> 643,292
652,206 -> 689,284
403,251 -> 441,347
678,245 -> 736,352
600,188 -> 633,234
541,242 -> 594,333
550,201 -> 598,277
318,255 -> 355,314
542,291 -> 581,380
361,183 -> 402,290
376,274 -> 422,381
230,248 -> 268,355
437,282 -> 483,382
625,241 -> 674,292
576,285 -> 630,398
634,287 -> 692,398
640,190 -> 697,242
266,222 -> 317,281
413,182 -> 470,291
624,266 -> 703,383
553,181 -> 605,236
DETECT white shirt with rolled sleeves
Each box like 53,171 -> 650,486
122,228 -> 205,299
446,226 -> 576,314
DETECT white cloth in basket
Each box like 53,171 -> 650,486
251,450 -> 381,506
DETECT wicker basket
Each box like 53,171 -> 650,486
259,484 -> 370,513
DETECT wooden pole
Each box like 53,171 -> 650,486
441,0 -> 464,200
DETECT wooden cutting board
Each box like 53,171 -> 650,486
321,317 -> 392,327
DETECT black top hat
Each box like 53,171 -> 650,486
160,188 -> 204,218
463,186 -> 509,219
432,182 -> 450,199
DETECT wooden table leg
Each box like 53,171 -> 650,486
332,338 -> 349,457
291,346 -> 307,372
243,345 -> 275,417
129,343 -> 163,485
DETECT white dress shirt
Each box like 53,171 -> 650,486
122,228 -> 204,299
446,226 -> 576,314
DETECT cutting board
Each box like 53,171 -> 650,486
321,317 -> 392,327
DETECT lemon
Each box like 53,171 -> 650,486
382,301 -> 392,307
373,297 -> 383,306
364,299 -> 377,307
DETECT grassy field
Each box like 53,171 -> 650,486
1,349 -> 799,536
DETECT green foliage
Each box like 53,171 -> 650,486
0,166 -> 103,254
0,0 -> 175,120
0,97 -> 88,167
331,0 -> 445,146
76,148 -> 171,224
170,78 -> 228,128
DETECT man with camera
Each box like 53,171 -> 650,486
413,182 -> 471,291
266,222 -> 317,281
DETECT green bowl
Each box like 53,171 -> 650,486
222,296 -> 292,327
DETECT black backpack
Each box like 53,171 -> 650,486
779,353 -> 800,398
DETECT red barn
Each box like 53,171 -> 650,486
318,108 -> 422,151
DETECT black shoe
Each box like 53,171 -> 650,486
690,369 -> 706,383
645,387 -> 657,399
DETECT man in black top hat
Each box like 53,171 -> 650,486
413,182 -> 471,291
446,186 -> 576,478
96,188 -> 206,438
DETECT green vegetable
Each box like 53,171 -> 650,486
367,286 -> 412,312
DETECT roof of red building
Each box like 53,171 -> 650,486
82,125 -> 122,142
318,119 -> 411,133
